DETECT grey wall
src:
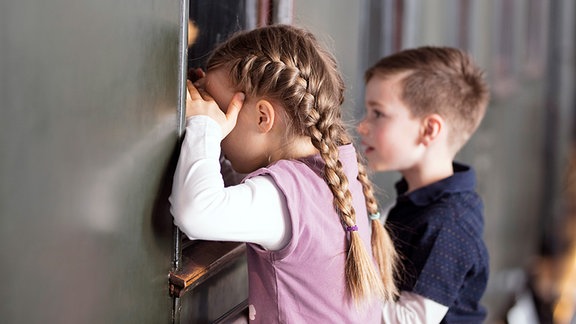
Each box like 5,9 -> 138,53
0,0 -> 181,322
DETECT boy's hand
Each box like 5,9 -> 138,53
185,80 -> 245,138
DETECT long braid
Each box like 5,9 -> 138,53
207,24 -> 396,304
297,36 -> 386,304
306,109 -> 386,304
356,154 -> 399,301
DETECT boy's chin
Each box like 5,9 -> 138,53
367,162 -> 392,173
366,162 -> 382,171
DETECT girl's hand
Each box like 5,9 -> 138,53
187,67 -> 205,83
185,80 -> 245,138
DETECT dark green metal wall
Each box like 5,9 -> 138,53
0,0 -> 181,322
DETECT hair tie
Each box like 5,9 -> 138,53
369,212 -> 381,220
345,225 -> 358,232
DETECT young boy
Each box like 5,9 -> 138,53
357,46 -> 490,323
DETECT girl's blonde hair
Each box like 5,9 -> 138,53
207,24 -> 397,303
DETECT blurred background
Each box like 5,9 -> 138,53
292,1 -> 575,323
1,0 -> 575,323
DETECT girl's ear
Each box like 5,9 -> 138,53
255,99 -> 275,133
420,114 -> 443,146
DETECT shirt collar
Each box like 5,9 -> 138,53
395,162 -> 477,206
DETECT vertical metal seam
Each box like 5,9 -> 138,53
176,0 -> 189,138
173,0 -> 188,271
172,1 -> 188,322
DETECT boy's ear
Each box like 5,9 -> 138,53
255,99 -> 275,133
420,114 -> 444,146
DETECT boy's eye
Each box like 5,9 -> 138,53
373,110 -> 384,118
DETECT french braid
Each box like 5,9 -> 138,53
207,24 -> 397,303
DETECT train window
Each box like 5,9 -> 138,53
186,0 -> 292,71
187,0 -> 255,71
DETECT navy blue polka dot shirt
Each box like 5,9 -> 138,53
386,162 -> 489,323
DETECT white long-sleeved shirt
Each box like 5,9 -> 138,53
170,115 -> 291,251
382,291 -> 448,323
170,115 -> 449,323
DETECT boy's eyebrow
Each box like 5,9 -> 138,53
366,99 -> 384,108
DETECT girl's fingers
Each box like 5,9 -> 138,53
193,70 -> 206,89
185,81 -> 242,137
187,67 -> 206,82
186,80 -> 202,100
226,92 -> 245,121
187,79 -> 213,101
185,80 -> 216,118
221,92 -> 245,136
195,68 -> 206,79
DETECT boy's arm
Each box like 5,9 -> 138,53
382,291 -> 448,324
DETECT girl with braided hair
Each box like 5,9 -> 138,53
170,24 -> 397,323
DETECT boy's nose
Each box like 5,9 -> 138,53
356,120 -> 367,135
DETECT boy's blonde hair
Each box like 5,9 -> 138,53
366,46 -> 490,152
207,24 -> 398,303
